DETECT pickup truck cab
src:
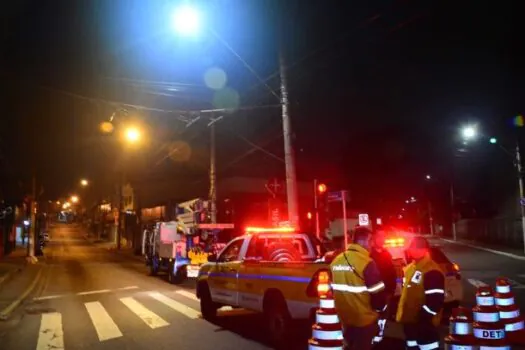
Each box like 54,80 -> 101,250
196,227 -> 327,345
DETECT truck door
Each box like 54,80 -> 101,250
209,238 -> 244,306
237,237 -> 264,311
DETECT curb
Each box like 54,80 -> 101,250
440,238 -> 525,261
0,267 -> 22,289
0,265 -> 45,320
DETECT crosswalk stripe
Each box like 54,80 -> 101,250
37,312 -> 64,350
176,290 -> 199,301
120,297 -> 169,329
148,292 -> 200,319
468,279 -> 488,288
85,301 -> 123,341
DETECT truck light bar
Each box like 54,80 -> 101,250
245,226 -> 296,233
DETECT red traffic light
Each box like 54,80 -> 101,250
317,183 -> 327,194
307,212 -> 312,220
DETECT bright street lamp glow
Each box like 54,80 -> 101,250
462,126 -> 477,140
125,127 -> 141,143
489,137 -> 497,144
425,174 -> 431,180
80,179 -> 88,186
71,196 -> 79,203
172,5 -> 200,36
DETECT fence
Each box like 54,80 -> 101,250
456,218 -> 524,247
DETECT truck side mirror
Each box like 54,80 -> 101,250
207,254 -> 217,262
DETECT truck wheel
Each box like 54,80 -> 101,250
199,284 -> 218,321
169,265 -> 185,285
264,295 -> 292,348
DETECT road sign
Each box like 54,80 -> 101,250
327,191 -> 343,202
196,223 -> 234,230
358,213 -> 369,226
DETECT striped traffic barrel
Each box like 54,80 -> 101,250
472,286 -> 510,349
308,297 -> 344,350
444,307 -> 479,349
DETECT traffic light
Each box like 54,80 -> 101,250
307,211 -> 312,220
317,183 -> 327,194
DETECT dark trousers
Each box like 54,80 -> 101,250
403,323 -> 439,349
343,322 -> 378,350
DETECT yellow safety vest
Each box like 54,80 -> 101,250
330,244 -> 385,327
396,255 -> 444,326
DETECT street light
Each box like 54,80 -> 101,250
80,179 -> 88,187
124,126 -> 141,144
71,196 -> 79,203
461,125 -> 477,140
425,174 -> 431,180
171,4 -> 201,37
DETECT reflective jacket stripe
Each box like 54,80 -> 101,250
331,282 -> 385,294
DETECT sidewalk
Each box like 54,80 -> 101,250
0,247 -> 34,289
0,248 -> 46,320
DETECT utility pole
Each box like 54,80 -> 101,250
450,184 -> 457,241
515,143 -> 525,254
116,171 -> 124,250
28,175 -> 36,258
209,122 -> 217,223
427,200 -> 434,236
313,179 -> 320,239
279,52 -> 299,227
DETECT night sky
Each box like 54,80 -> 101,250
0,1 -> 522,220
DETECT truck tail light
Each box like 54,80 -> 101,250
384,237 -> 405,248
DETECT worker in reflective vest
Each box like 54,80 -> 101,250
396,237 -> 445,350
370,229 -> 397,344
330,228 -> 387,350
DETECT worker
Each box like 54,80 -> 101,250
396,237 -> 445,350
369,229 -> 397,344
330,228 -> 387,350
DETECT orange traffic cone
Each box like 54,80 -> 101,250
494,277 -> 525,346
472,286 -> 510,349
308,297 -> 344,350
444,307 -> 478,349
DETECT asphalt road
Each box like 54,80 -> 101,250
0,224 -> 403,350
431,238 -> 525,312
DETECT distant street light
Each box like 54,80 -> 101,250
489,137 -> 497,144
425,174 -> 431,180
461,125 -> 477,140
80,179 -> 88,187
71,196 -> 79,203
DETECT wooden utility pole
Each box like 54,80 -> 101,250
28,174 -> 36,257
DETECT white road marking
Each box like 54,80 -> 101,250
37,312 -> 64,350
85,301 -> 123,341
468,279 -> 488,288
120,297 -> 169,328
506,279 -> 525,289
34,286 -> 140,301
148,292 -> 200,319
77,289 -> 111,296
176,290 -> 199,301
116,286 -> 139,291
34,294 -> 66,301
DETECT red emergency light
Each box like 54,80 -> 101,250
245,226 -> 296,233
